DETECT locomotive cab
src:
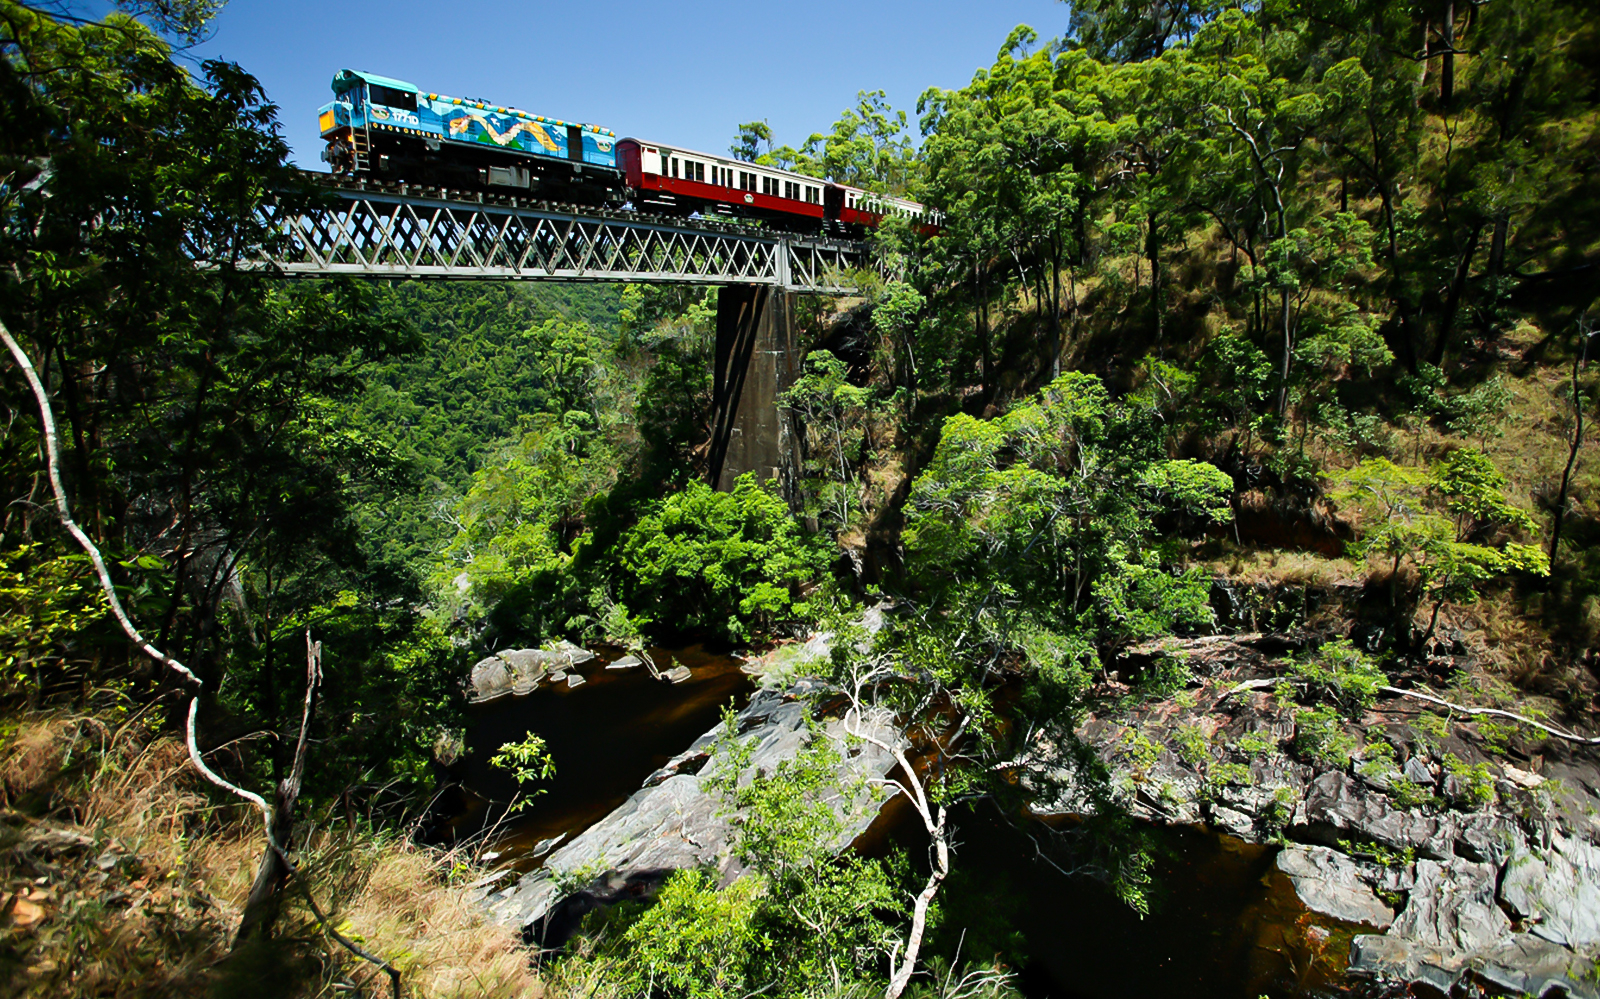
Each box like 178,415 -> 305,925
319,71 -> 424,176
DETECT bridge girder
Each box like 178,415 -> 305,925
251,183 -> 874,292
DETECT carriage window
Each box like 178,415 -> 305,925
671,157 -> 679,178
661,154 -> 670,175
693,161 -> 705,182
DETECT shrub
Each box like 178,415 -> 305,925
1173,725 -> 1212,770
1234,729 -> 1280,759
1294,706 -> 1358,768
1386,775 -> 1440,811
1207,762 -> 1254,789
1288,639 -> 1386,714
619,869 -> 761,999
1355,740 -> 1399,784
1443,754 -> 1496,809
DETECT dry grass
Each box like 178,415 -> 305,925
0,719 -> 74,801
1210,548 -> 1361,589
322,843 -> 541,999
0,711 -> 549,999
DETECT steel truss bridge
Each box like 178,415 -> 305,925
252,178 -> 874,293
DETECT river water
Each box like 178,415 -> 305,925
455,647 -> 1350,998
454,645 -> 753,867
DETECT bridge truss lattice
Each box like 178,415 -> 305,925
251,181 -> 874,292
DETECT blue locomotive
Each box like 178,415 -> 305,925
318,70 -> 624,204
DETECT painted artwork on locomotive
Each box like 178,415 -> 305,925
319,69 -> 617,168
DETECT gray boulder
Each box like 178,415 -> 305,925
1501,832 -> 1600,949
1301,771 -> 1456,858
468,655 -> 513,703
1276,845 -> 1394,928
467,643 -> 598,702
480,684 -> 904,940
1390,858 -> 1510,954
1475,935 -> 1600,999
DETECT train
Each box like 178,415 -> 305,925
317,69 -> 939,237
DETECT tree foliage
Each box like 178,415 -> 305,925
619,476 -> 827,643
904,371 -> 1232,647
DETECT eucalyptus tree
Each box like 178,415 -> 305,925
827,372 -> 1234,940
804,89 -> 921,195
920,28 -> 1127,374
1066,0 -> 1231,62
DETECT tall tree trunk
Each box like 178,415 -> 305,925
1488,214 -> 1509,276
1432,222 -> 1483,367
50,342 -> 101,541
1550,324 -> 1594,561
1278,288 -> 1292,416
1050,240 -> 1063,378
1147,211 -> 1163,343
235,634 -> 322,946
1440,1 -> 1456,108
885,806 -> 948,999
975,261 -> 991,396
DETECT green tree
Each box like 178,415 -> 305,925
780,350 -> 877,535
1067,0 -> 1227,62
1336,452 -> 1549,643
729,119 -> 773,162
0,2 -> 467,942
903,372 -> 1232,645
618,475 -> 826,643
802,90 -> 921,195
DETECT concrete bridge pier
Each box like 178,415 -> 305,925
706,285 -> 801,504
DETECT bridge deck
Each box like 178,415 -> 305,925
253,177 -> 873,292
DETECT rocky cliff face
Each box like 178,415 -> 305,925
1031,632 -> 1600,998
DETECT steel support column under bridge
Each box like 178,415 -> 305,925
706,286 -> 802,499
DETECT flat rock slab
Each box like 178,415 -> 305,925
663,665 -> 693,684
1276,845 -> 1394,928
479,684 -> 903,942
606,655 -> 642,670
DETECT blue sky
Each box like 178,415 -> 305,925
166,0 -> 1067,167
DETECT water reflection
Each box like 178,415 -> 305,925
947,811 -> 1351,999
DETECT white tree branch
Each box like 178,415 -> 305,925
0,318 -> 200,688
3,318 -> 399,996
1380,685 -> 1600,746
